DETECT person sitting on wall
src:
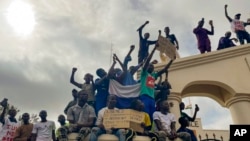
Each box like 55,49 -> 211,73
89,95 -> 127,141
217,31 -> 238,50
177,117 -> 197,141
67,90 -> 96,141
130,99 -> 159,141
153,100 -> 191,141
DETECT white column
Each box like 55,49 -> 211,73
168,92 -> 182,129
225,94 -> 250,124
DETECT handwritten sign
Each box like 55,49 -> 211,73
156,35 -> 178,61
103,109 -> 145,133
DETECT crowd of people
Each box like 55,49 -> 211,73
0,4 -> 249,141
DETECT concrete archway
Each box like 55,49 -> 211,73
181,80 -> 235,107
154,44 -> 250,124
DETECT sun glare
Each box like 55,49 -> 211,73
6,0 -> 36,36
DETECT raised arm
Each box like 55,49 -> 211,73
156,59 -> 173,78
107,54 -> 117,78
224,5 -> 232,22
148,30 -> 161,45
190,104 -> 199,122
137,21 -> 149,39
70,68 -> 83,88
207,20 -> 214,35
0,99 -> 8,124
123,45 -> 135,69
114,54 -> 125,71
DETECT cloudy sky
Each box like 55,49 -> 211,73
1,0 -> 249,130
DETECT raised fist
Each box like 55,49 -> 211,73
209,20 -> 213,26
72,67 -> 77,72
130,45 -> 135,50
224,4 -> 228,9
195,104 -> 200,112
145,21 -> 149,24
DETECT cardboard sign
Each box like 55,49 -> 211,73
156,35 -> 177,60
103,109 -> 145,133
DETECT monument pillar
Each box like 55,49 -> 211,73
225,94 -> 250,124
168,92 -> 182,128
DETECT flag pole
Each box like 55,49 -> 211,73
110,42 -> 113,66
189,97 -> 193,116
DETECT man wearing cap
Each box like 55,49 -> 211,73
225,4 -> 250,45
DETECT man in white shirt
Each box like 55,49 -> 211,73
225,4 -> 250,45
31,110 -> 56,141
89,95 -> 126,141
153,100 -> 191,141
0,104 -> 20,141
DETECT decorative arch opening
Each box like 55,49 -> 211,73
181,80 -> 235,107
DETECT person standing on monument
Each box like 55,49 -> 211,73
139,45 -> 173,122
164,27 -> 179,50
193,18 -> 214,54
137,21 -> 159,64
70,68 -> 95,107
95,68 -> 110,113
224,4 -> 250,45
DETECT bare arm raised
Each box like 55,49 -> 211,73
224,5 -> 232,22
70,68 -> 83,88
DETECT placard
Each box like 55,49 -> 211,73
156,35 -> 177,60
103,109 -> 145,133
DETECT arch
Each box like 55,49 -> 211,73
181,80 -> 235,107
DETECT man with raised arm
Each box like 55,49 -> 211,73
70,68 -> 95,107
224,4 -> 250,45
0,102 -> 20,141
139,45 -> 173,122
137,21 -> 159,64
193,18 -> 214,54
179,102 -> 199,122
